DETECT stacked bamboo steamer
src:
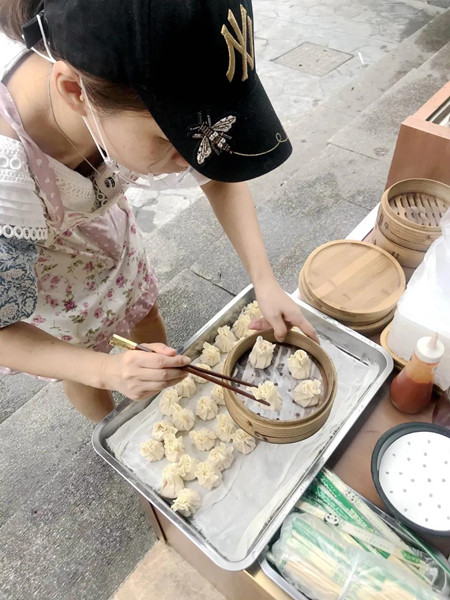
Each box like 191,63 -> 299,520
372,178 -> 450,268
299,240 -> 406,335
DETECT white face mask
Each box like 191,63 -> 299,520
29,14 -> 199,191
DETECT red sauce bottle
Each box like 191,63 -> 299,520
390,333 -> 444,414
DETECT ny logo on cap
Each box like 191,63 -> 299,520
221,5 -> 255,82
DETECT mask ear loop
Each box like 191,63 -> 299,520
28,13 -> 57,64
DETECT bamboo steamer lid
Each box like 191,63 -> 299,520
379,179 -> 450,251
300,269 -> 393,325
222,330 -> 337,444
371,225 -> 425,269
300,241 -> 406,324
300,271 -> 395,334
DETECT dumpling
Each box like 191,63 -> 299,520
241,301 -> 262,322
175,376 -> 197,398
214,326 -> 237,353
211,385 -> 225,405
208,442 -> 234,471
214,413 -> 236,443
164,435 -> 185,462
152,420 -> 178,442
294,379 -> 321,407
171,488 -> 202,517
195,461 -> 222,490
196,396 -> 219,420
252,381 -> 282,412
232,428 -> 256,454
160,464 -> 184,498
171,404 -> 195,431
141,439 -> 164,462
288,349 -> 312,380
249,336 -> 276,369
200,342 -> 221,367
176,454 -> 199,481
159,388 -> 180,416
189,428 -> 217,451
232,314 -> 252,339
191,364 -> 211,384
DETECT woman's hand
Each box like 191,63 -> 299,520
251,279 -> 319,343
100,343 -> 191,401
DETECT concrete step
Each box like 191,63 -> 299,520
329,39 -> 450,160
248,8 -> 450,197
0,442 -> 155,600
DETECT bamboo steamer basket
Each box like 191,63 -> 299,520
370,226 -> 425,269
299,240 -> 405,324
222,330 -> 337,444
378,179 -> 450,252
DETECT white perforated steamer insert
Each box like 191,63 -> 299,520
378,431 -> 450,531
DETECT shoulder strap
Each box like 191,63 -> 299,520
0,82 -> 64,227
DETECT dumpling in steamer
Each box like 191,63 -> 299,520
288,349 -> 312,380
141,439 -> 164,462
211,385 -> 225,405
175,376 -> 197,398
252,381 -> 282,412
171,488 -> 202,517
160,464 -> 184,498
214,413 -> 236,442
176,454 -> 199,481
208,442 -> 234,471
171,404 -> 195,431
159,388 -> 180,416
196,396 -> 219,420
232,314 -> 252,339
191,364 -> 211,384
249,336 -> 276,369
294,378 -> 321,407
164,435 -> 185,462
232,429 -> 256,454
152,420 -> 178,441
200,342 -> 221,367
195,461 -> 222,490
214,326 -> 237,353
189,428 -> 217,451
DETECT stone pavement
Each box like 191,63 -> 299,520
1,1 -> 450,599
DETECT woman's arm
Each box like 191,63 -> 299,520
0,321 -> 190,399
202,180 -> 318,342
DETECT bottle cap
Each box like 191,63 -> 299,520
415,333 -> 445,364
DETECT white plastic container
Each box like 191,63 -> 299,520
388,209 -> 450,390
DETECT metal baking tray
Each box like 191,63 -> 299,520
92,284 -> 393,571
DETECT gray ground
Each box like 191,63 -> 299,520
1,1 -> 450,598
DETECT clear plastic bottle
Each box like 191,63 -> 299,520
390,333 -> 445,414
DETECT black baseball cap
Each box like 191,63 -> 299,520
23,0 -> 292,182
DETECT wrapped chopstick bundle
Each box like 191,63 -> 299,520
296,469 -> 447,592
269,513 -> 445,600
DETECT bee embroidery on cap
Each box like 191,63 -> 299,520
221,5 -> 255,82
189,113 -> 236,165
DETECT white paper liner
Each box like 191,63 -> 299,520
107,337 -> 378,563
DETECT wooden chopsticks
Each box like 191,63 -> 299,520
109,334 -> 269,406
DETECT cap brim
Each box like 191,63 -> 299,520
138,75 -> 292,183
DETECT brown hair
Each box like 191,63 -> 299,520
0,0 -> 146,113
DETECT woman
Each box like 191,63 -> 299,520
0,0 -> 316,421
